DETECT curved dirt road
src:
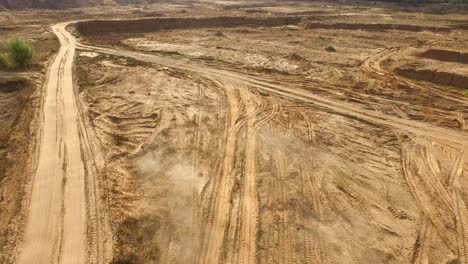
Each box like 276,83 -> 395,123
18,23 -> 112,264
18,22 -> 86,264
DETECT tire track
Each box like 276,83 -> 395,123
401,143 -> 457,252
54,20 -> 468,264
238,90 -> 279,264
76,82 -> 113,264
299,161 -> 334,264
18,23 -> 86,264
78,43 -> 468,148
448,151 -> 468,264
200,82 -> 242,264
269,126 -> 295,264
190,84 -> 204,263
238,90 -> 259,264
362,44 -> 468,106
18,22 -> 112,264
412,217 -> 437,264
402,140 -> 468,263
199,80 -> 277,264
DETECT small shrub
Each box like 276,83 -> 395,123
0,53 -> 7,69
6,38 -> 34,68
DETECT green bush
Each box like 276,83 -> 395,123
0,53 -> 7,69
6,38 -> 34,68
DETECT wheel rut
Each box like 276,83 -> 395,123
17,22 -> 111,264
25,19 -> 468,264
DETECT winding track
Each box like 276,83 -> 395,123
18,22 -> 86,264
18,22 -> 111,264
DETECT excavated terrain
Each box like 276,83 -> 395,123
0,1 -> 468,264
72,4 -> 468,264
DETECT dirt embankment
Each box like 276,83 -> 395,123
0,77 -> 39,263
304,21 -> 451,32
395,66 -> 468,89
0,78 -> 33,176
75,16 -> 303,36
419,48 -> 468,64
0,0 -> 98,9
453,23 -> 468,30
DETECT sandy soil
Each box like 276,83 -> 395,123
17,23 -> 112,264
71,4 -> 468,263
1,1 -> 468,264
0,22 -> 60,263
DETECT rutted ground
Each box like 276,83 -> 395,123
84,17 -> 468,130
1,1 -> 468,264
17,23 -> 112,264
73,8 -> 468,264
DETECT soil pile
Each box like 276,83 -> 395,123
75,17 -> 302,35
304,21 -> 451,32
0,0 -> 101,9
395,65 -> 468,89
420,48 -> 468,64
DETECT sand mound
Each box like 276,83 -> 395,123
75,17 -> 302,36
420,49 -> 468,64
286,53 -> 307,62
395,65 -> 468,89
214,31 -> 226,37
304,22 -> 451,32
0,0 -> 101,9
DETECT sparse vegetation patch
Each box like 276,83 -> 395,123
0,38 -> 35,70
0,54 -> 8,69
6,38 -> 34,68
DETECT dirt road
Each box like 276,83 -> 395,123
18,23 -> 111,264
18,22 -> 86,264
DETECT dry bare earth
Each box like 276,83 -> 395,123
17,23 -> 111,264
71,11 -> 468,264
0,0 -> 99,9
5,3 -> 468,264
0,78 -> 37,263
0,23 -> 61,263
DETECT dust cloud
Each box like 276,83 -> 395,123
135,149 -> 200,263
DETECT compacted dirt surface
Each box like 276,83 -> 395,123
17,23 -> 112,264
1,1 -> 468,264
